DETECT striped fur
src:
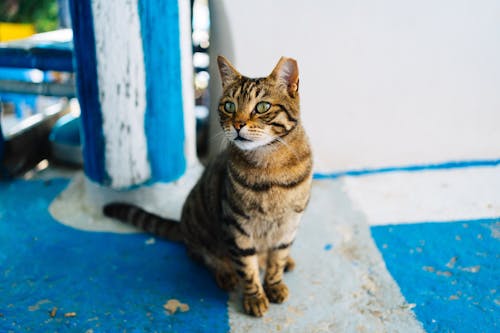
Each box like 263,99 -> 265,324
103,203 -> 183,242
103,56 -> 312,317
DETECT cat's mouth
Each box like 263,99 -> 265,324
234,135 -> 252,142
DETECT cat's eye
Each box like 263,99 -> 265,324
255,101 -> 271,114
224,102 -> 236,113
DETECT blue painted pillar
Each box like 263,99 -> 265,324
69,0 -> 193,189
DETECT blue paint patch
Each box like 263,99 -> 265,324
324,243 -> 333,251
371,218 -> 500,332
139,0 -> 187,183
0,179 -> 229,332
69,0 -> 107,184
314,159 -> 500,180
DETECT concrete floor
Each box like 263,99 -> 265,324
0,160 -> 499,332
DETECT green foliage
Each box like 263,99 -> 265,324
0,0 -> 59,32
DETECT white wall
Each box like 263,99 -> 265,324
209,0 -> 500,173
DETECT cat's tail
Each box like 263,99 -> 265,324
103,203 -> 184,243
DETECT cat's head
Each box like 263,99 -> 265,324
217,56 -> 300,151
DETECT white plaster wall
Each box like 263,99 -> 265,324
92,0 -> 151,188
209,0 -> 500,172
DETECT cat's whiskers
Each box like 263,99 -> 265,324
208,130 -> 228,151
209,130 -> 227,143
220,132 -> 233,151
240,132 -> 297,167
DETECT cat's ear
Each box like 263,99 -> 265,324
270,57 -> 299,96
217,55 -> 241,88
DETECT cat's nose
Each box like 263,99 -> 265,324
233,121 -> 246,131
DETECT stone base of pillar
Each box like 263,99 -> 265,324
48,163 -> 203,233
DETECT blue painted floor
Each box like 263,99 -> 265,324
0,179 -> 228,333
372,219 -> 500,332
1,175 -> 499,332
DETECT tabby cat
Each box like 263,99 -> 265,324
104,56 -> 313,317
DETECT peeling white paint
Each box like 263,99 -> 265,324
92,0 -> 150,188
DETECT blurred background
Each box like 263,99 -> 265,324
0,0 -> 212,177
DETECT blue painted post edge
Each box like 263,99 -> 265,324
69,0 -> 107,184
139,0 -> 187,183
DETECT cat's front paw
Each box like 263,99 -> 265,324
243,293 -> 269,317
264,281 -> 289,304
215,270 -> 239,292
